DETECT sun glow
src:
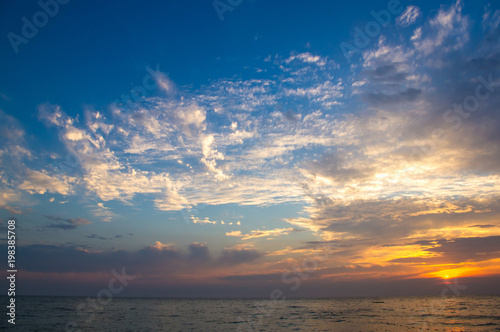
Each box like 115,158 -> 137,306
423,266 -> 484,280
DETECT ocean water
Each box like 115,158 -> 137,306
1,296 -> 499,331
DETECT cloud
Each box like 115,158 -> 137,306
424,236 -> 500,263
0,110 -> 31,160
285,52 -> 329,66
469,224 -> 497,229
362,64 -> 408,83
200,134 -> 228,180
363,88 -> 422,105
397,6 -> 421,27
189,242 -> 210,261
27,54 -> 342,218
465,52 -> 500,72
0,111 -> 35,210
302,152 -> 372,185
9,241 -> 263,276
38,104 -> 65,127
151,70 -> 177,95
0,183 -> 21,210
13,243 -> 181,274
226,227 -> 295,240
217,248 -> 262,265
152,241 -> 177,251
44,215 -> 92,230
87,203 -> 116,222
86,234 -> 109,240
1,206 -> 22,214
412,0 -> 469,60
283,81 -> 343,107
1,1 -> 500,300
226,231 -> 242,237
19,170 -> 76,195
14,9 -> 499,279
190,216 -> 217,225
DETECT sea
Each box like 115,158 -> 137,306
0,296 -> 499,331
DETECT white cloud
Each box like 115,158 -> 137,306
412,0 -> 469,59
19,170 -> 76,195
154,73 -> 176,95
482,9 -> 500,31
411,27 -> 422,41
191,216 -> 217,225
228,228 -> 295,240
0,186 -> 21,208
87,202 -> 116,222
285,52 -> 328,66
30,35 -> 500,238
200,134 -> 228,180
226,230 -> 242,237
397,6 -> 421,27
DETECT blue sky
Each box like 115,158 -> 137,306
1,0 -> 500,297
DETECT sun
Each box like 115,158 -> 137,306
423,265 -> 484,280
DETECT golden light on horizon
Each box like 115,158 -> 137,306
423,266 -> 483,280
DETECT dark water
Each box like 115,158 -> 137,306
0,296 -> 499,331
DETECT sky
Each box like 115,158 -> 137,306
0,0 -> 500,298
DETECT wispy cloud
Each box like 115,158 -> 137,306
44,215 -> 92,230
397,6 -> 421,27
226,228 -> 295,240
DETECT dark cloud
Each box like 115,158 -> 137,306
189,242 -> 210,261
48,223 -> 78,230
10,243 -> 180,274
363,65 -> 408,83
218,248 -> 262,266
425,236 -> 500,263
388,236 -> 500,265
44,215 -> 92,230
86,233 -> 109,240
219,272 -> 282,282
304,153 -> 372,185
363,88 -> 422,105
304,194 -> 500,244
284,193 -> 500,269
465,52 -> 500,72
5,242 -> 263,275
